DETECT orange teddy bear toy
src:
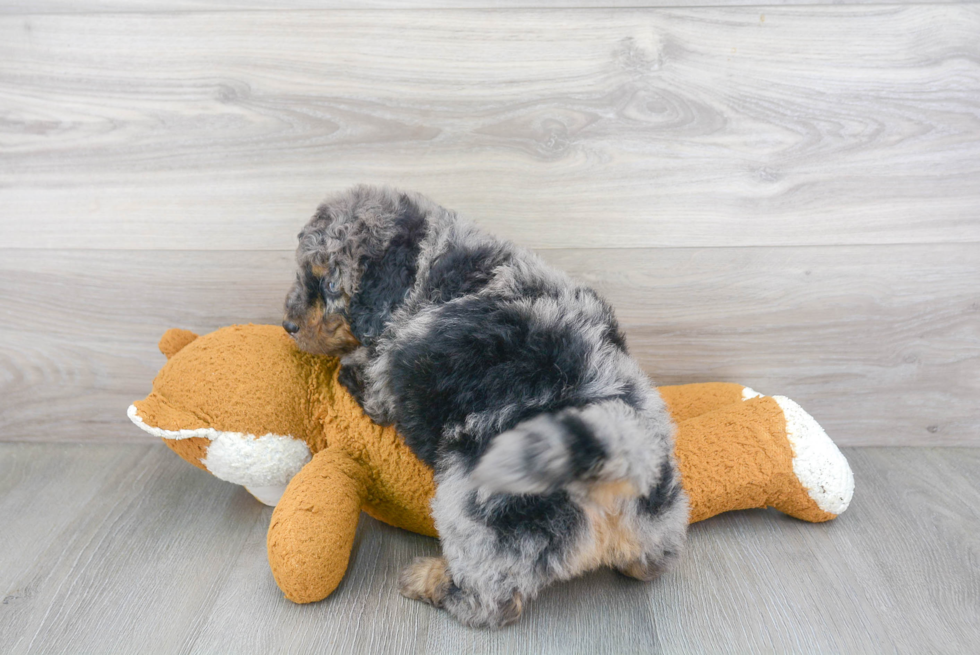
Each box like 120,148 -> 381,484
128,324 -> 853,604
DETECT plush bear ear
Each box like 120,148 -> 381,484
158,328 -> 199,359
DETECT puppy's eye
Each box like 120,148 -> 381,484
326,279 -> 340,294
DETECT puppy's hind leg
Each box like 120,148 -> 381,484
398,557 -> 525,628
398,556 -> 453,608
617,461 -> 689,582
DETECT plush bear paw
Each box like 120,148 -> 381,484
772,395 -> 854,517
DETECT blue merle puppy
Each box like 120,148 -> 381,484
282,185 -> 688,628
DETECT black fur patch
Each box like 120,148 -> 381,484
558,412 -> 607,481
576,287 -> 628,353
337,363 -> 367,407
605,320 -> 629,353
616,379 -> 647,413
638,458 -> 681,517
423,243 -> 511,302
302,268 -> 320,304
346,196 -> 428,345
465,489 -> 583,572
387,295 -> 596,468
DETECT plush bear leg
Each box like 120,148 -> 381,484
657,382 -> 761,423
267,448 -> 367,603
674,396 -> 853,523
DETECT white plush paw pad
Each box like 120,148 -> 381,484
773,396 -> 854,515
202,432 -> 311,488
741,386 -> 763,400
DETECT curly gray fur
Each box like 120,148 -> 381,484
283,185 -> 688,628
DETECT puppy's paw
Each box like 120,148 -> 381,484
449,590 -> 525,630
398,557 -> 452,608
618,559 -> 668,582
495,592 -> 524,628
617,547 -> 680,582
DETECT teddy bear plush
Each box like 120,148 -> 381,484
128,324 -> 853,604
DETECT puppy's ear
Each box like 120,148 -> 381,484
305,203 -> 336,238
296,204 -> 336,268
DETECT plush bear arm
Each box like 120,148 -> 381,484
267,448 -> 367,603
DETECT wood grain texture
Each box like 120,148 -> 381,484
1,244 -> 976,446
0,443 -> 269,654
1,7 -> 978,250
0,0 -> 959,15
1,443 -> 977,653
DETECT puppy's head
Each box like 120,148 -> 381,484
284,185 -> 423,355
283,215 -> 360,357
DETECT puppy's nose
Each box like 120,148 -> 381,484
282,320 -> 300,335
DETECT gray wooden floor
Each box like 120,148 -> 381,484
1,442 -> 977,654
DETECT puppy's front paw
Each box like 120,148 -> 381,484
398,557 -> 452,608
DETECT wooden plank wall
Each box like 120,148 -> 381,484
1,4 -> 978,446
0,0 -> 959,12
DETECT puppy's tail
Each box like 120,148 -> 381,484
470,400 -> 673,496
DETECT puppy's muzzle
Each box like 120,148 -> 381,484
283,308 -> 360,357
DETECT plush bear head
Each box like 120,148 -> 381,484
127,323 -> 438,529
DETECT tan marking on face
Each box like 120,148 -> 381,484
310,265 -> 330,278
398,557 -> 452,608
292,299 -> 360,356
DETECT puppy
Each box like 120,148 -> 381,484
283,185 -> 688,628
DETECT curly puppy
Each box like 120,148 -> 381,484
283,185 -> 688,628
